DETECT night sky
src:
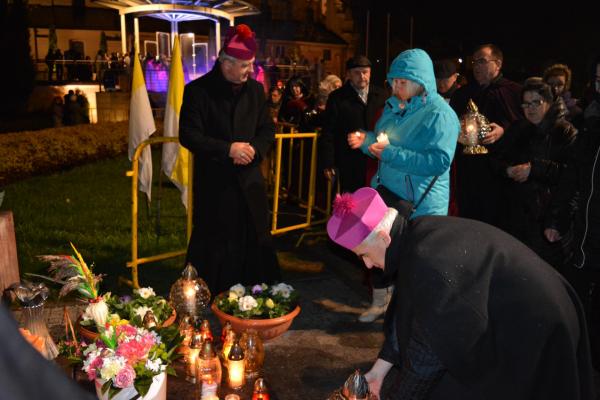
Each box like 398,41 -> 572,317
348,5 -> 600,95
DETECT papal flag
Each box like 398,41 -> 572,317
162,35 -> 190,210
128,51 -> 156,201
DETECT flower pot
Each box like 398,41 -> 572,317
95,371 -> 167,400
77,310 -> 177,342
210,302 -> 301,341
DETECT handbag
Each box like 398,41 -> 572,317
375,176 -> 439,219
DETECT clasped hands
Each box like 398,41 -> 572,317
347,131 -> 388,160
506,162 -> 531,183
229,142 -> 255,165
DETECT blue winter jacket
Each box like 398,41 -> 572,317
360,49 -> 460,218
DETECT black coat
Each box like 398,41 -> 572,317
320,82 -> 387,192
380,216 -> 595,400
450,75 -> 523,226
179,63 -> 280,294
549,100 -> 600,269
492,102 -> 577,267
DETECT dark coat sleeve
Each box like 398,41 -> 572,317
530,122 -> 578,185
179,83 -> 231,160
319,92 -> 340,170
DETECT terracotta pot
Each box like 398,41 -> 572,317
210,301 -> 300,341
77,310 -> 177,342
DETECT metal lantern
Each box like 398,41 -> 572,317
327,370 -> 371,400
169,263 -> 211,321
252,378 -> 270,400
461,99 -> 491,155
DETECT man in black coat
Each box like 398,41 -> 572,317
320,56 -> 389,322
450,44 -> 523,227
320,55 -> 387,193
327,187 -> 595,399
179,24 -> 280,295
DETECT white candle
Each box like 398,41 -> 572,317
228,359 -> 245,389
376,132 -> 389,145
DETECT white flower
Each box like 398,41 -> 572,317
238,295 -> 258,312
228,292 -> 238,301
83,343 -> 98,357
134,305 -> 152,319
82,349 -> 102,372
84,299 -> 109,327
229,284 -> 245,297
270,283 -> 294,299
145,358 -> 162,373
99,355 -> 126,380
135,287 -> 156,299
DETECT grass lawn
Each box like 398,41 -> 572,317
3,149 -> 188,295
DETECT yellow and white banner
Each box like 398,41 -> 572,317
128,51 -> 156,201
162,35 -> 190,210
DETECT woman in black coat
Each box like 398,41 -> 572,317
493,77 -> 577,269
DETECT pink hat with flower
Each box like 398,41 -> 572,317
223,24 -> 257,61
327,187 -> 389,250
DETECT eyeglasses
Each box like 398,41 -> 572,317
471,58 -> 498,66
521,100 -> 545,109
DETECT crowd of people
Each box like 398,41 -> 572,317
50,89 -> 90,127
200,26 -> 600,397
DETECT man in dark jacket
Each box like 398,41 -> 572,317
450,44 -> 523,227
179,24 -> 280,295
320,55 -> 387,193
320,55 -> 388,322
327,187 -> 595,399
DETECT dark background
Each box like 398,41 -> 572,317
347,5 -> 600,96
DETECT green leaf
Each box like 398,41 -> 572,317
101,380 -> 112,396
166,365 -> 177,376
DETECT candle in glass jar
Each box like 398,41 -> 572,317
227,341 -> 245,389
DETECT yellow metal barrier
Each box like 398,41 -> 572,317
271,132 -> 319,235
125,136 -> 193,288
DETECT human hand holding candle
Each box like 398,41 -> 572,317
376,132 -> 389,145
347,130 -> 366,149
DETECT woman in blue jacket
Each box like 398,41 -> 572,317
348,48 -> 460,321
349,48 -> 460,217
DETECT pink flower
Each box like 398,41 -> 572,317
114,364 -> 136,388
86,356 -> 103,380
116,324 -> 137,338
116,340 -> 146,363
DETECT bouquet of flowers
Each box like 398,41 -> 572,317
215,282 -> 298,319
80,321 -> 179,398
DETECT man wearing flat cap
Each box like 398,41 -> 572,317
433,58 -> 460,101
179,24 -> 280,294
320,55 -> 388,322
327,187 -> 595,400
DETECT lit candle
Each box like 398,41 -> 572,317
252,377 -> 270,400
225,395 -> 241,400
227,341 -> 245,390
376,132 -> 389,145
186,332 -> 203,383
183,280 -> 196,314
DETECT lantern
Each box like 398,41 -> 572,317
461,99 -> 491,155
227,340 -> 245,390
327,370 -> 371,400
197,340 -> 222,398
252,378 -> 270,400
239,329 -> 264,379
220,329 -> 236,369
186,331 -> 203,383
199,319 -> 213,342
169,263 -> 211,321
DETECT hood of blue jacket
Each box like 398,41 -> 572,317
387,49 -> 437,96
